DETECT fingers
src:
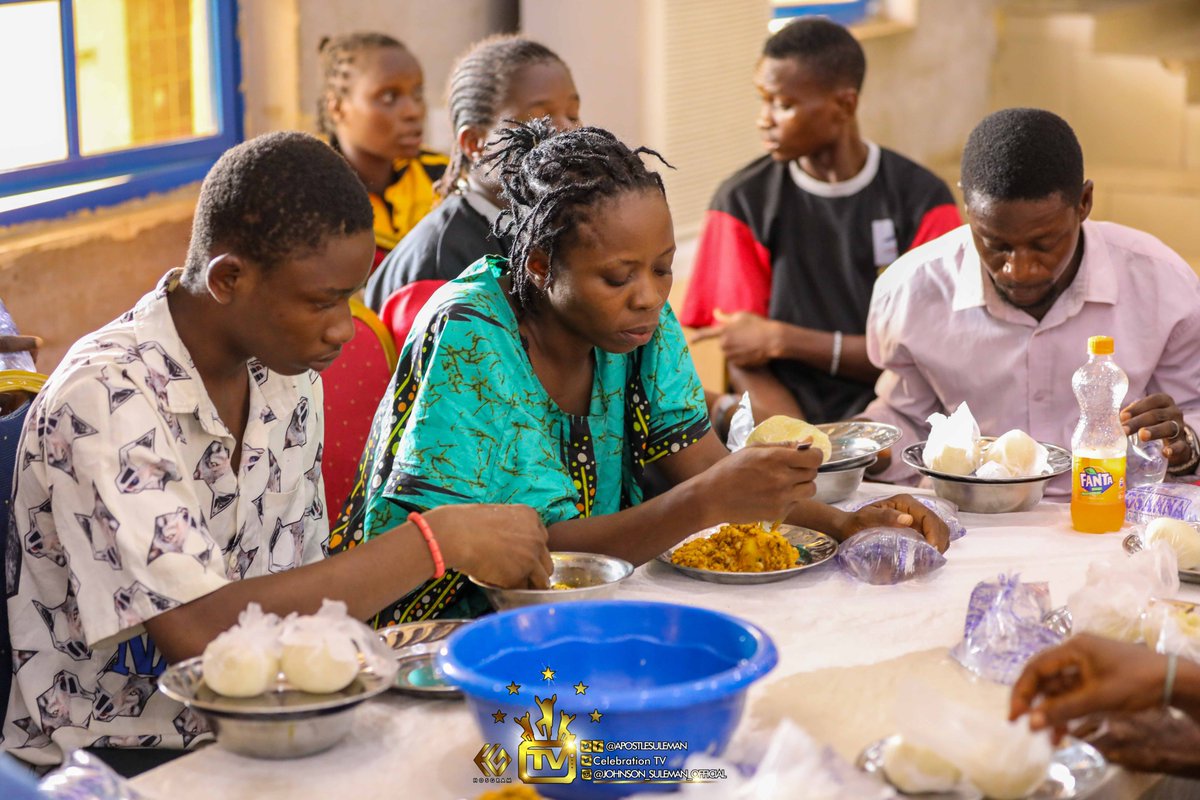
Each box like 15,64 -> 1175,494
689,326 -> 722,344
1121,395 -> 1182,440
0,335 -> 41,354
527,557 -> 551,590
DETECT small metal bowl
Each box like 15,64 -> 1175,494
469,551 -> 634,610
901,439 -> 1071,514
158,656 -> 393,759
813,456 -> 877,504
378,619 -> 470,697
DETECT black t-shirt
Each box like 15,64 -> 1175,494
364,193 -> 513,312
681,145 -> 960,423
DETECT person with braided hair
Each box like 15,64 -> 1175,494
363,34 -> 580,317
331,120 -> 950,625
317,32 -> 449,270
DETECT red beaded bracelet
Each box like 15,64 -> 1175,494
409,511 -> 445,579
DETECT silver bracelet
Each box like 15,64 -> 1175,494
1168,424 -> 1199,476
830,331 -> 843,377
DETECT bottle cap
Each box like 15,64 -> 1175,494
1088,335 -> 1114,355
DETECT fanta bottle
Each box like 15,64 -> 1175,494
1070,335 -> 1128,532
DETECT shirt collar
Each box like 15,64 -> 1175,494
788,141 -> 880,198
463,189 -> 503,226
951,220 -> 1120,319
131,269 -> 301,439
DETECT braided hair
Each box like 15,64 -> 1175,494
435,35 -> 567,197
316,32 -> 409,147
483,119 -> 671,312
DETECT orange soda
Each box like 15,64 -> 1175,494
1070,336 -> 1127,533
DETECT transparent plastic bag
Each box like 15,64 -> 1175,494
840,495 -> 967,542
39,751 -> 148,800
1126,483 -> 1200,524
280,599 -> 398,692
950,574 -> 1061,685
679,719 -> 897,800
1141,599 -> 1200,661
725,392 -> 755,451
1067,541 -> 1180,642
923,402 -> 981,475
837,527 -> 946,585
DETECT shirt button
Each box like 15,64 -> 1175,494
1034,391 -> 1048,401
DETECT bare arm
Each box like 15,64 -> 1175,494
727,363 -> 805,422
144,505 -> 551,662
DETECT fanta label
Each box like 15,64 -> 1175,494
1072,456 -> 1126,504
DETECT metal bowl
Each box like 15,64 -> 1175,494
158,656 -> 393,759
813,456 -> 877,504
378,619 -> 469,697
817,421 -> 902,469
469,551 -> 633,610
658,524 -> 838,584
901,439 -> 1071,514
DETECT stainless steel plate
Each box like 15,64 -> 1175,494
901,439 -> 1072,485
378,619 -> 469,697
657,524 -> 837,584
857,735 -> 1107,799
817,421 -> 903,470
158,656 -> 392,718
1123,531 -> 1200,585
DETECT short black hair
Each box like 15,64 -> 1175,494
182,132 -> 373,289
316,32 -> 410,145
763,17 -> 866,92
437,35 -> 567,197
960,108 -> 1085,206
483,120 -> 670,311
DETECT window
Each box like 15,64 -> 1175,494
0,0 -> 240,225
770,1 -> 876,32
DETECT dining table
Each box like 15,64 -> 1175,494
132,484 -> 1200,800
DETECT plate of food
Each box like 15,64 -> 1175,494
1124,517 -> 1200,585
657,522 -> 837,584
858,734 -> 1107,799
378,619 -> 471,697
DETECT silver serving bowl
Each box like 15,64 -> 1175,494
469,551 -> 633,610
901,439 -> 1071,514
158,656 -> 393,759
813,456 -> 877,504
658,524 -> 838,584
817,421 -> 902,469
378,619 -> 469,697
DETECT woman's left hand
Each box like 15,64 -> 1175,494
1121,393 -> 1192,467
838,494 -> 950,553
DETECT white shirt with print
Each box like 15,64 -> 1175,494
2,270 -> 328,766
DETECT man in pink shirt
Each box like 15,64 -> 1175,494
866,108 -> 1200,493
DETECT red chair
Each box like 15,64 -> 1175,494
321,299 -> 397,516
379,279 -> 445,348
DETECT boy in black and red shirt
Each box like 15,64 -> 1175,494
684,18 -> 959,431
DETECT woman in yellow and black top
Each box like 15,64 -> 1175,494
318,33 -> 449,270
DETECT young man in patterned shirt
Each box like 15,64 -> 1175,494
2,132 -> 551,774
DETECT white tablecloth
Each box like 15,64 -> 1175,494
133,486 -> 1200,800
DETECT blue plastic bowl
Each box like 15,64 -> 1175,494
440,600 -> 777,798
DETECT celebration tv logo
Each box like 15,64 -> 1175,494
474,692 -> 577,784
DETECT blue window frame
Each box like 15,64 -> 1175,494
771,1 -> 875,30
0,0 -> 241,226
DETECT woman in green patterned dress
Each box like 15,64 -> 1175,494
329,121 -> 950,623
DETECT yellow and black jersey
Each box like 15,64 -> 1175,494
370,150 -> 450,266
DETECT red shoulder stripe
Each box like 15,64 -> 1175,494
680,210 -> 772,328
908,203 -> 962,251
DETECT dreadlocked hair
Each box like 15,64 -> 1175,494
317,32 -> 408,146
483,119 -> 672,312
435,35 -> 566,197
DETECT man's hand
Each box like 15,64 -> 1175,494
1072,709 -> 1200,778
428,504 -> 553,589
1121,393 -> 1192,468
0,334 -> 41,364
1010,634 -> 1168,742
836,493 -> 950,552
691,311 -> 779,368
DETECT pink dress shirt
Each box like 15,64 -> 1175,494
865,220 -> 1200,495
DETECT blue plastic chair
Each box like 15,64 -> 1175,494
0,379 -> 41,732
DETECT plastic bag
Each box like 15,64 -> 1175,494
894,680 -> 1052,800
923,403 -> 981,475
280,599 -> 398,692
725,392 -> 755,451
202,603 -> 283,697
1067,541 -> 1180,642
837,527 -> 946,584
840,495 -> 967,542
39,751 -> 149,800
950,574 -> 1061,685
1141,599 -> 1200,662
678,719 -> 896,800
1126,483 -> 1200,525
